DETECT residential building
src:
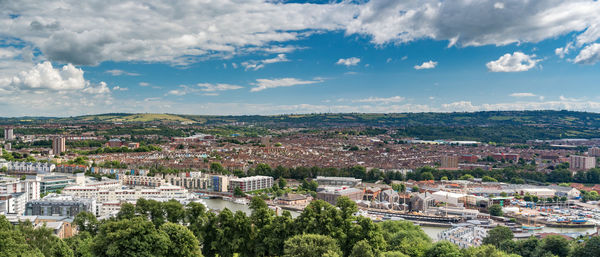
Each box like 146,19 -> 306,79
4,128 -> 14,141
39,174 -> 75,194
316,187 -> 364,205
229,175 -> 273,192
440,155 -> 459,170
3,161 -> 55,173
0,192 -> 28,215
165,172 -> 211,190
589,147 -> 600,157
25,194 -> 96,217
276,193 -> 309,205
212,175 -> 230,192
55,164 -> 87,173
315,176 -> 362,187
120,174 -> 165,187
570,155 -> 596,171
52,136 -> 66,155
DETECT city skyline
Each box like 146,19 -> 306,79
1,0 -> 600,116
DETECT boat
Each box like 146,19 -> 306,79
571,219 -> 587,223
522,225 -> 544,230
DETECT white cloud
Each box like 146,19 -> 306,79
167,89 -> 187,96
336,57 -> 361,66
242,54 -> 289,71
555,42 -> 573,58
486,52 -> 539,72
414,60 -> 437,70
7,61 -> 111,95
112,86 -> 128,91
573,43 -> 600,64
82,81 -> 111,94
494,2 -> 505,9
105,69 -> 140,76
510,92 -> 537,97
250,78 -> 322,92
197,83 -> 242,92
353,96 -> 405,103
138,82 -> 150,87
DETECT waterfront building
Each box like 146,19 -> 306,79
229,175 -> 273,192
315,176 -> 362,187
316,187 -> 364,205
4,128 -> 14,141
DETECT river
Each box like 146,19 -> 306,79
202,199 -> 597,240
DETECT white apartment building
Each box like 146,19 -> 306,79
0,161 -> 55,173
229,176 -> 274,192
0,176 -> 41,203
120,174 -> 166,187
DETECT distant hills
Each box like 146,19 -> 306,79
2,111 -> 600,142
1,110 -> 600,128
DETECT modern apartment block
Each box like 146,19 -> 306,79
212,175 -> 230,192
589,147 -> 600,157
570,155 -> 596,171
228,175 -> 273,192
4,128 -> 14,141
315,176 -> 362,187
316,187 -> 364,205
52,136 -> 66,155
25,195 -> 96,217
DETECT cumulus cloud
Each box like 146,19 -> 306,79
486,52 -> 539,72
138,82 -> 150,87
510,92 -> 537,97
250,78 -> 322,92
414,61 -> 437,70
242,54 -> 289,71
197,83 -> 242,92
336,57 -> 361,66
7,61 -> 110,95
573,43 -> 600,64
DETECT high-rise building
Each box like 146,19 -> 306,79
52,137 -> 66,155
570,155 -> 596,171
589,147 -> 600,157
440,155 -> 459,170
4,128 -> 13,141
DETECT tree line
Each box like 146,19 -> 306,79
4,196 -> 600,257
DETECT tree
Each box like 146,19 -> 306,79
74,212 -> 98,236
483,226 -> 513,247
278,178 -> 287,188
116,203 -> 136,220
65,231 -> 94,257
159,223 -> 203,257
163,199 -> 185,223
573,236 -> 600,256
350,240 -> 375,257
283,234 -> 343,257
0,230 -> 44,257
459,174 -> 474,180
482,176 -> 498,182
92,217 -> 169,257
420,172 -> 434,181
412,186 -> 420,192
16,222 -> 74,257
537,235 -> 570,257
489,204 -> 503,216
462,245 -> 514,257
426,241 -> 462,257
234,187 -> 246,197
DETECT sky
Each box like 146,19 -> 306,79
1,0 -> 600,116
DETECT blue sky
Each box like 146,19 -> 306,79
1,0 -> 600,116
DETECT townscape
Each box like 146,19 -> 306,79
2,112 -> 600,256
